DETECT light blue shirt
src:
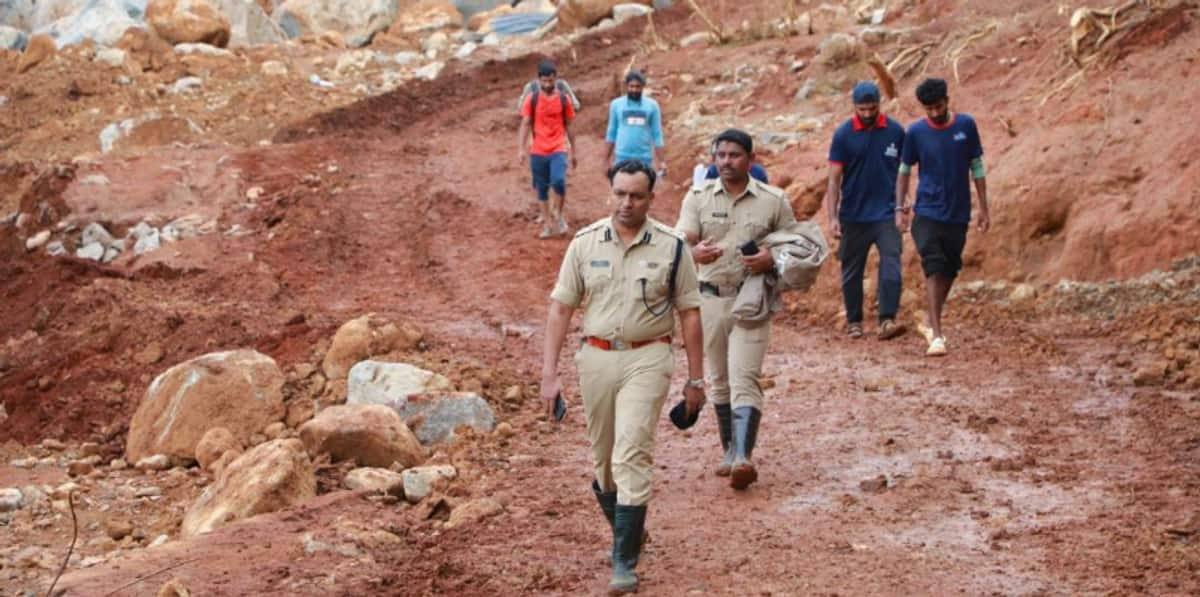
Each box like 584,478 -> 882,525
606,95 -> 664,165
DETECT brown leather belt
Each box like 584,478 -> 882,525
585,336 -> 671,351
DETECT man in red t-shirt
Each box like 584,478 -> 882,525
518,60 -> 578,239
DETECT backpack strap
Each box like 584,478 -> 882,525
530,87 -> 539,137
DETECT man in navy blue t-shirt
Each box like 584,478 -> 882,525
826,81 -> 907,341
895,78 -> 991,357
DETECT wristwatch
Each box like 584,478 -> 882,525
685,378 -> 705,389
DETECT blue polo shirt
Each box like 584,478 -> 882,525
900,113 -> 983,225
606,95 -> 664,165
828,113 -> 905,223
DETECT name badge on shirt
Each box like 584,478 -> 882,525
710,211 -> 728,218
626,115 -> 647,126
590,260 -> 610,267
884,143 -> 898,158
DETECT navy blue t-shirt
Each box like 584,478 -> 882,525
828,114 -> 905,223
705,163 -> 768,184
900,113 -> 983,225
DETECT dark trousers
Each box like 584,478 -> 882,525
838,220 -> 902,323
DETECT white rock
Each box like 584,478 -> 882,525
37,0 -> 141,48
149,534 -> 169,547
1,0 -> 33,31
135,486 -> 162,497
174,42 -> 232,56
80,173 -> 111,185
133,227 -> 161,254
46,241 -> 67,256
400,465 -> 456,503
75,241 -> 105,261
308,73 -> 334,88
347,361 -> 452,407
81,222 -> 115,247
421,31 -> 448,53
334,49 -> 372,74
102,246 -> 121,262
274,0 -> 398,47
135,454 -> 171,470
612,3 -> 652,22
169,76 -> 203,94
391,50 -> 419,65
481,32 -> 500,47
10,457 -> 37,468
214,0 -> 285,46
25,230 -> 51,251
414,61 -> 443,81
453,41 -> 476,59
0,488 -> 23,512
261,59 -> 288,76
1009,283 -> 1037,302
94,47 -> 126,67
680,31 -> 715,47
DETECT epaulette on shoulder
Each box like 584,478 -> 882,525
690,178 -> 719,194
574,220 -> 607,238
650,220 -> 686,242
752,178 -> 788,199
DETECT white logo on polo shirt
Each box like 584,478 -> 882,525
884,143 -> 898,158
953,132 -> 967,141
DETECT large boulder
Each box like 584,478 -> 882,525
556,0 -> 648,31
180,439 -> 316,537
344,467 -> 404,495
1,0 -> 33,30
298,404 -> 424,468
146,0 -> 231,46
1,24 -> 28,51
322,314 -> 422,380
126,350 -> 286,463
214,0 -> 284,45
35,0 -> 143,48
273,0 -> 398,47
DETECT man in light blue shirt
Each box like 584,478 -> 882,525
604,71 -> 666,175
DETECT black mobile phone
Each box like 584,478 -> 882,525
553,392 -> 567,422
739,240 -> 759,256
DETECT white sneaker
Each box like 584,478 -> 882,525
538,225 -> 553,239
925,336 -> 947,357
557,216 -> 569,236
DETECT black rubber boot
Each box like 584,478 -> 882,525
729,406 -> 761,490
593,480 -> 616,530
609,504 -> 647,594
714,403 -> 734,477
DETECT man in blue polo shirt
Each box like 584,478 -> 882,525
895,77 -> 991,357
604,70 -> 665,174
826,81 -> 907,341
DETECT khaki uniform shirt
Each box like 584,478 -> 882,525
676,177 -> 798,288
551,216 -> 701,344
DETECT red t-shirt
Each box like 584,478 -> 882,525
521,89 -> 575,156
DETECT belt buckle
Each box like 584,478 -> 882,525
610,339 -> 628,350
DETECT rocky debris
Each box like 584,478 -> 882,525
156,579 -> 192,597
104,518 -> 135,540
146,0 -> 231,46
181,439 -> 316,537
195,427 -> 243,471
0,487 -> 23,511
421,31 -> 448,54
129,221 -> 163,254
401,464 -> 455,503
173,41 -> 231,55
81,222 -> 116,247
1009,283 -> 1037,302
859,475 -> 889,494
817,32 -> 861,68
260,59 -> 287,75
169,75 -> 204,93
126,349 -> 286,463
346,360 -> 452,406
344,467 -> 405,495
67,460 -> 94,476
76,241 -> 106,261
274,0 -> 397,48
36,0 -> 142,48
1133,361 -> 1170,387
322,314 -> 423,380
446,497 -> 502,529
414,60 -> 443,81
494,421 -> 515,437
390,0 -> 462,35
17,33 -> 56,73
453,41 -> 476,60
24,229 -> 51,251
298,403 -> 424,468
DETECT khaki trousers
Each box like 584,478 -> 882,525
576,341 -> 673,506
700,294 -> 770,411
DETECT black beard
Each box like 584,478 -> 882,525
627,92 -> 642,101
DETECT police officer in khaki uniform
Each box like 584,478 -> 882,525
541,160 -> 706,594
676,129 -> 797,490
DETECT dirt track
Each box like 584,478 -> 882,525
3,2 -> 1200,595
